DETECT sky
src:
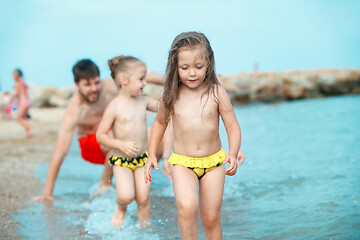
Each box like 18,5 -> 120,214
0,0 -> 359,91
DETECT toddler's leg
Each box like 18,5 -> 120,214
172,165 -> 199,240
112,166 -> 135,226
199,165 -> 225,240
98,150 -> 113,190
134,167 -> 152,226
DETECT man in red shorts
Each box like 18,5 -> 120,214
32,59 -> 167,201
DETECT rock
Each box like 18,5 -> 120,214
22,69 -> 360,107
28,84 -> 75,108
223,69 -> 360,104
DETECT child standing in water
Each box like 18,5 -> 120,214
145,32 -> 242,239
9,69 -> 33,137
96,55 -> 157,227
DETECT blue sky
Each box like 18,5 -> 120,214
0,0 -> 359,91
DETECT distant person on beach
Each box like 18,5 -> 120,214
7,69 -> 34,137
0,91 -> 11,120
253,62 -> 259,74
96,55 -> 170,227
32,59 -> 167,202
144,32 -> 243,239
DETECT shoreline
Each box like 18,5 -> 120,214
0,108 -> 65,239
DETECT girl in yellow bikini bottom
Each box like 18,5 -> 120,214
108,152 -> 148,171
168,148 -> 227,180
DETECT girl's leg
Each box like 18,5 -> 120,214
112,166 -> 135,226
172,165 -> 199,240
16,105 -> 33,137
134,167 -> 152,226
199,165 -> 225,240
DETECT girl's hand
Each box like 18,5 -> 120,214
144,156 -> 159,183
237,149 -> 246,166
223,154 -> 238,176
162,157 -> 173,179
118,141 -> 139,158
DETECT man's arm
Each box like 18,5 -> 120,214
145,72 -> 164,85
32,99 -> 78,202
102,78 -> 117,96
145,96 -> 158,113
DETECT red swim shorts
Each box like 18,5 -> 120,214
78,134 -> 105,165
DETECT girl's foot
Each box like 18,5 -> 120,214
26,128 -> 34,138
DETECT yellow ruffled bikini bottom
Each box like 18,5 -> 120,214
168,148 -> 227,179
108,152 -> 148,171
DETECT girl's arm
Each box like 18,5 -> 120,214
161,121 -> 174,179
9,83 -> 20,102
237,148 -> 246,166
217,86 -> 241,176
96,101 -> 139,157
146,97 -> 174,178
144,105 -> 167,183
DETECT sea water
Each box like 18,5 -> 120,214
14,95 -> 360,239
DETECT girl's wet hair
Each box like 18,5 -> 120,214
162,31 -> 220,124
108,55 -> 143,82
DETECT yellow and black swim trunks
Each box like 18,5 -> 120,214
168,148 -> 227,179
108,152 -> 148,171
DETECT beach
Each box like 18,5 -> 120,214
0,108 -> 65,239
1,96 -> 359,239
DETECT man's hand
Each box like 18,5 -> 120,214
31,194 -> 55,202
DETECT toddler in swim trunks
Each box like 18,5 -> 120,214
96,55 -> 158,227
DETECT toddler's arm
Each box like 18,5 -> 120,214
96,101 -> 139,157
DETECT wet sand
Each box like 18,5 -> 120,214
0,108 -> 65,239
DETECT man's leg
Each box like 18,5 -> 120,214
98,150 -> 113,190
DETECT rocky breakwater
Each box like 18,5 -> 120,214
25,69 -> 360,107
28,84 -> 75,107
221,69 -> 360,104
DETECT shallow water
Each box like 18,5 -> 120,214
15,95 -> 360,239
